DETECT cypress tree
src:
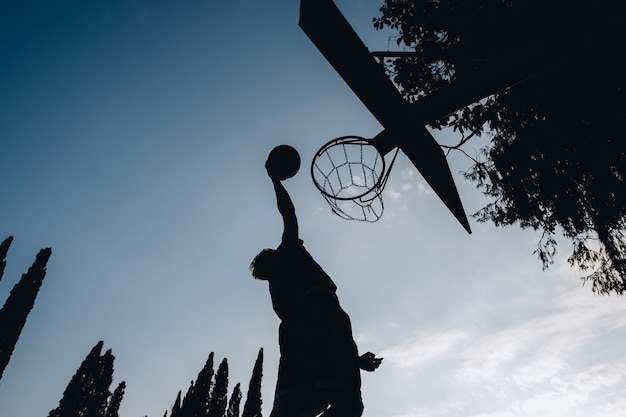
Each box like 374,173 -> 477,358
91,348 -> 115,415
47,341 -> 125,417
207,358 -> 229,417
226,383 -> 242,417
189,352 -> 215,417
179,380 -> 195,416
0,246 -> 51,381
163,352 -> 259,417
170,390 -> 182,417
105,381 -> 126,417
241,348 -> 263,417
0,236 -> 12,281
167,352 -> 215,417
48,341 -> 105,417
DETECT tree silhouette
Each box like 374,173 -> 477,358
105,381 -> 126,417
186,352 -> 215,416
165,351 -> 262,417
48,341 -> 126,417
374,1 -> 626,293
180,381 -> 195,415
241,348 -> 263,417
226,383 -> 242,417
0,236 -> 12,281
0,242 -> 51,381
170,390 -> 182,417
207,358 -> 229,417
171,390 -> 183,417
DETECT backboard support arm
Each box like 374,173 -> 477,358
299,0 -> 472,233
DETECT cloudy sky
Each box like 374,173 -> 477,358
1,1 -> 625,416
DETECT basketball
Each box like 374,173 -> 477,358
266,145 -> 301,180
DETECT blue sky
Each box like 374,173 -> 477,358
1,1 -> 626,416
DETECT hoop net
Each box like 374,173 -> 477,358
311,136 -> 397,222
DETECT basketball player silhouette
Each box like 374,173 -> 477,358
251,156 -> 382,417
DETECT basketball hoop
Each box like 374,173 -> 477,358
311,136 -> 398,222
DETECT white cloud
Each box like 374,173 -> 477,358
391,401 -> 465,417
355,332 -> 372,344
449,286 -> 626,416
511,354 -> 568,389
558,363 -> 626,395
455,287 -> 626,388
467,411 -> 515,417
596,395 -> 626,417
401,168 -> 433,196
374,286 -> 626,417
416,180 -> 434,195
380,330 -> 469,370
455,325 -> 534,385
483,363 -> 626,417
388,187 -> 402,201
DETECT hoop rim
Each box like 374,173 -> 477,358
310,135 -> 387,201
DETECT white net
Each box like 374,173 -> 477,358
311,136 -> 395,222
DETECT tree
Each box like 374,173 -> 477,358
165,351 -> 263,417
226,383 -> 242,417
207,358 -> 229,417
183,352 -> 215,417
48,341 -> 126,417
373,0 -> 626,293
170,391 -> 182,417
0,243 -> 51,380
241,348 -> 263,417
0,236 -> 12,280
168,352 -> 214,417
105,381 -> 126,417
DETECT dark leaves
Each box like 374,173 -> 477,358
375,0 -> 626,293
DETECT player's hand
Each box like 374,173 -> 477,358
359,352 -> 383,372
265,158 -> 278,179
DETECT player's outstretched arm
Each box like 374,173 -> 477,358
359,352 -> 383,372
266,160 -> 299,242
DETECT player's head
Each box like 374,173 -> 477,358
250,248 -> 277,280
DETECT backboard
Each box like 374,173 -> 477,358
299,0 -> 472,233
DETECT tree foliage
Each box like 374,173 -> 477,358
172,352 -> 215,417
166,351 -> 260,417
0,241 -> 51,380
0,236 -> 12,280
105,381 -> 126,417
48,341 -> 126,417
208,358 -> 229,417
226,383 -> 242,417
171,391 -> 182,417
374,0 -> 626,293
241,348 -> 263,417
